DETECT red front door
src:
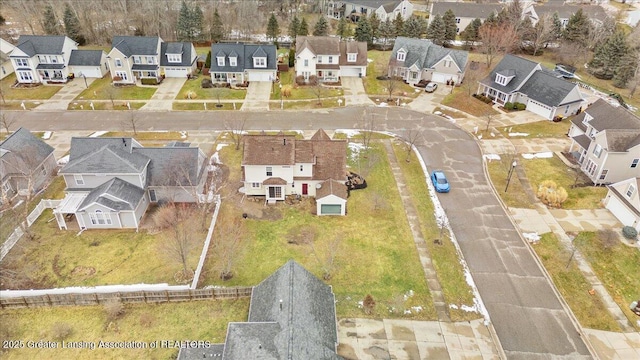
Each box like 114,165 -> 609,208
302,183 -> 308,195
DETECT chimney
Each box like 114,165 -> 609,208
279,299 -> 283,311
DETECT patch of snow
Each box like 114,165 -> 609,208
460,304 -> 478,313
180,131 -> 188,139
57,155 -> 69,165
216,143 -> 229,151
89,131 -> 107,137
449,304 -> 459,309
523,232 -> 541,243
367,58 -> 373,63
522,152 -> 553,160
508,132 -> 529,137
378,102 -> 388,107
211,152 -> 222,165
404,309 -> 412,315
348,142 -> 365,162
335,129 -> 361,139
357,300 -> 363,308
434,111 -> 443,116
42,131 -> 52,140
484,154 -> 501,161
411,306 -> 422,313
238,187 -> 246,194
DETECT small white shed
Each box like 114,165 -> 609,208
315,179 -> 348,216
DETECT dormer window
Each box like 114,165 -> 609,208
397,49 -> 406,62
627,184 -> 636,198
582,113 -> 593,125
167,54 -> 181,63
217,56 -> 225,66
347,53 -> 357,62
146,56 -> 154,64
254,57 -> 266,68
230,56 -> 237,67
134,57 -> 141,64
115,58 -> 122,67
495,74 -> 509,86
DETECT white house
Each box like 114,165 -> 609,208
0,38 -> 16,80
295,36 -> 367,82
327,0 -> 413,21
604,177 -> 640,231
9,35 -> 77,84
160,42 -> 198,78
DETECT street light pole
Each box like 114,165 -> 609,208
505,160 -> 517,192
279,84 -> 283,110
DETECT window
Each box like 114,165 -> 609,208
304,59 -> 309,67
347,53 -> 356,62
51,56 -> 58,63
396,50 -> 406,62
631,158 -> 639,168
328,56 -> 333,64
134,56 -> 141,64
317,56 -> 322,64
15,58 -> 28,67
593,144 -> 602,158
495,74 -> 509,86
41,165 -> 47,176
217,56 -> 225,66
18,71 -> 33,81
444,60 -> 452,68
585,159 -> 597,176
167,54 -> 181,63
149,189 -> 157,202
74,174 -> 85,185
229,57 -> 237,66
115,71 -> 128,80
2,181 -> 10,193
598,169 -> 608,181
89,210 -> 112,225
456,18 -> 461,23
252,182 -> 261,188
115,58 -> 122,67
268,186 -> 282,198
299,165 -> 304,172
254,57 -> 266,68
266,166 -> 273,176
146,56 -> 154,64
627,184 -> 635,198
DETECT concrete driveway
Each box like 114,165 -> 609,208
34,77 -> 95,111
241,81 -> 271,111
342,77 -> 375,106
140,77 -> 186,111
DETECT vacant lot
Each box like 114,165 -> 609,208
75,77 -> 156,101
0,74 -> 62,100
0,299 -> 249,360
201,141 -> 436,320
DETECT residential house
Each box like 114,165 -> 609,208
210,43 -> 277,83
295,36 -> 367,82
160,41 -> 198,78
107,36 -> 163,84
604,177 -> 640,232
68,49 -> 108,79
55,137 -> 207,230
9,35 -> 77,84
178,260 -> 340,359
388,37 -> 469,85
568,99 -> 640,185
1,128 -> 57,204
327,0 -> 413,21
523,4 -> 610,28
242,129 -> 348,215
478,54 -> 584,120
429,3 -> 504,34
0,38 -> 16,80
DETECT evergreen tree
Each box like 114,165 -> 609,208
484,12 -> 497,26
313,15 -> 329,36
288,48 -> 295,67
563,9 -> 591,47
336,16 -> 351,39
205,50 -> 211,68
427,14 -> 446,46
496,8 -> 510,25
299,17 -> 309,36
63,3 -> 84,45
613,51 -> 638,88
460,18 -> 481,48
43,4 -> 61,35
369,13 -> 381,42
210,8 -> 225,43
192,4 -> 204,41
177,1 -> 191,41
442,9 -> 457,45
550,12 -> 562,41
354,16 -> 372,44
588,30 -> 628,80
393,13 -> 404,37
378,18 -> 394,45
402,16 -> 424,38
267,13 -> 280,41
289,15 -> 300,40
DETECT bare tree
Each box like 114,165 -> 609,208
225,117 -> 246,150
361,108 -> 376,151
122,110 -> 139,135
1,114 -> 16,135
484,111 -> 495,132
105,85 -> 118,108
385,77 -> 399,101
524,14 -> 553,57
158,206 -> 200,282
460,62 -> 481,97
309,234 -> 342,280
213,215 -> 246,280
310,83 -> 325,105
478,23 -> 519,68
401,129 -> 421,162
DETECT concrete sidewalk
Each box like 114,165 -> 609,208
34,77 -> 95,111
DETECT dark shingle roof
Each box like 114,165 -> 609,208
608,178 -> 640,217
78,177 -> 145,211
166,42 -> 183,54
66,137 -> 140,162
604,130 -> 640,152
582,99 -> 640,132
480,54 -> 540,94
209,43 -> 277,72
532,4 -> 608,22
518,70 -> 580,107
68,50 -> 104,66
391,37 -> 468,73
316,179 -> 348,200
431,3 -> 504,19
571,134 -> 591,150
243,135 -> 296,166
223,260 -> 340,360
296,36 -> 340,56
111,36 -> 160,57
1,128 -> 54,180
60,145 -> 150,174
339,41 -> 368,67
346,0 -> 399,9
177,344 -> 225,359
133,147 -> 203,186
160,42 -> 196,67
14,35 -> 68,57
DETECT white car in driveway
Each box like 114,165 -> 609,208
425,83 -> 438,93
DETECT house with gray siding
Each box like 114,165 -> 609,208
327,0 -> 413,21
210,43 -> 277,83
1,38 -> 16,80
523,4 -> 610,28
107,36 -> 163,84
9,35 -> 77,84
55,137 -> 207,230
568,99 -> 640,186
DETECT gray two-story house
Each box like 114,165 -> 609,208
107,36 -> 163,84
210,43 -> 277,83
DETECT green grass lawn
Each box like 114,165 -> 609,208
0,299 -> 249,360
75,77 -> 156,100
497,119 -> 572,138
173,102 -> 239,110
392,142 -> 479,321
0,74 -> 62,100
102,131 -> 186,141
0,101 -> 41,110
195,46 -> 211,56
269,98 -> 346,110
486,158 -> 533,209
201,142 -> 436,320
362,50 -> 418,97
533,233 -> 621,331
574,232 -> 640,331
272,70 -> 342,100
68,101 -> 146,110
441,87 -> 498,117
176,77 -> 247,100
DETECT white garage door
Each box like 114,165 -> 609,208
320,204 -> 342,215
606,195 -> 638,229
431,72 -> 457,84
526,100 -> 553,120
164,67 -> 188,78
74,67 -> 102,78
340,67 -> 362,77
247,71 -> 274,82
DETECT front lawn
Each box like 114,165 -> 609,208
486,157 -> 533,209
68,101 -> 146,110
0,101 -> 41,110
75,77 -> 156,100
269,98 -> 346,110
201,142 -> 436,320
574,232 -> 640,331
176,77 -> 247,100
497,119 -> 571,138
532,233 -> 621,331
0,74 -> 62,100
362,50 -> 418,97
173,102 -> 239,111
272,70 -> 342,100
441,87 -> 498,117
102,131 -> 186,141
0,299 -> 249,360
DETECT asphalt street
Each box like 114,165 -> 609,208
5,107 -> 592,359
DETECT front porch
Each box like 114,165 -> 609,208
212,72 -> 244,84
477,84 -> 511,105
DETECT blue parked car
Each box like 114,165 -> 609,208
431,170 -> 450,193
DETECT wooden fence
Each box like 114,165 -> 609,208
0,287 -> 252,309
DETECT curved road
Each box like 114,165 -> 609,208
6,107 -> 592,359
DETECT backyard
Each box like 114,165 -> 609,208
75,77 -> 156,101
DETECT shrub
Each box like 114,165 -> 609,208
622,226 -> 638,240
288,48 -> 295,68
537,180 -> 568,208
205,51 -> 211,68
363,294 -> 376,315
141,78 -> 158,85
104,299 -> 125,323
504,102 -> 514,110
51,322 -> 73,341
185,91 -> 197,99
295,75 -> 305,86
515,102 -> 526,110
308,75 -> 318,86
281,85 -> 293,98
201,78 -> 213,88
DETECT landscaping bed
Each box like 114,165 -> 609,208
176,77 -> 246,100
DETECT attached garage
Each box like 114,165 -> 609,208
340,66 -> 364,77
68,49 -> 108,78
72,66 -> 105,78
431,72 -> 456,84
605,181 -> 640,231
316,180 -> 348,216
526,100 -> 554,120
247,71 -> 275,82
163,67 -> 188,78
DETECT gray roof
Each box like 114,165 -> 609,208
390,37 -> 468,72
581,99 -> 640,132
177,344 -> 225,359
111,36 -> 160,57
344,0 -> 400,10
223,260 -> 341,359
36,63 -> 65,70
209,43 -> 277,73
532,4 -> 608,22
78,177 -> 145,211
518,70 -> 581,107
480,54 -> 540,94
14,35 -> 69,57
431,3 -> 504,19
60,145 -> 150,175
605,130 -> 640,152
68,50 -> 104,66
133,147 -> 203,187
160,42 -> 196,67
1,128 -> 54,180
608,178 -> 640,217
571,134 -> 591,150
66,137 -> 140,162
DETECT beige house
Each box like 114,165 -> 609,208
604,177 -> 640,231
107,36 -> 163,84
295,36 -> 367,82
327,0 -> 413,21
568,99 -> 640,185
429,3 -> 504,34
0,38 -> 16,80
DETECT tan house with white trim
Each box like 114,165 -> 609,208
604,177 -> 640,231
